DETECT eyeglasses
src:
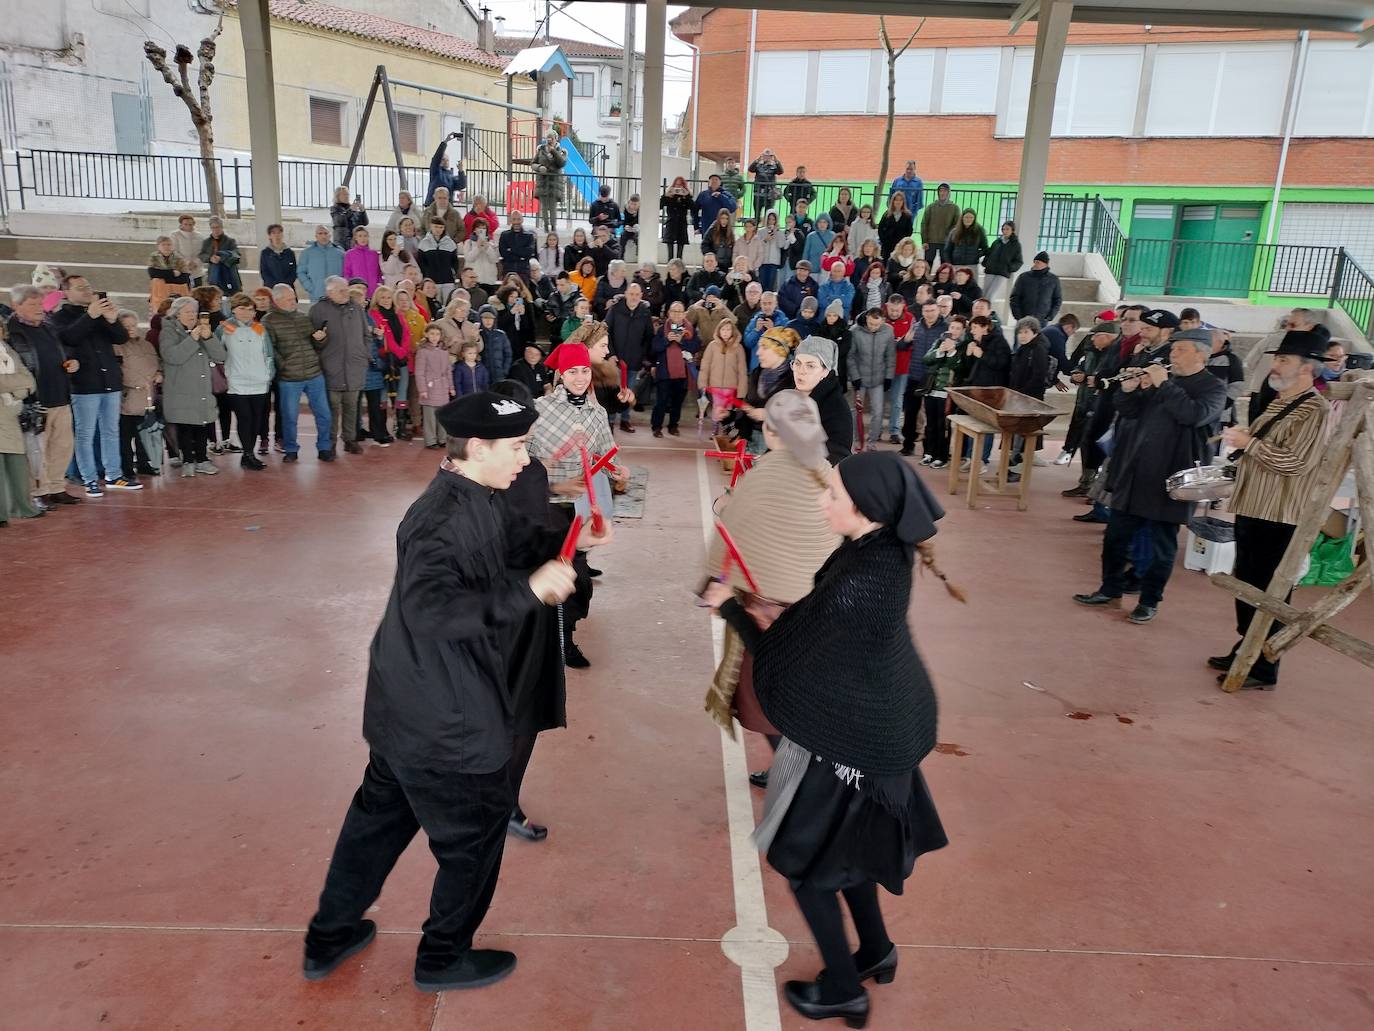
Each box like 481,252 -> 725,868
792,360 -> 823,373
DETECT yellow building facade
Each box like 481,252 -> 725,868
215,7 -> 517,172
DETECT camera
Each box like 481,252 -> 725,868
448,131 -> 464,140
670,324 -> 684,334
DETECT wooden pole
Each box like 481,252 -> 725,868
378,70 -> 409,191
343,68 -> 384,189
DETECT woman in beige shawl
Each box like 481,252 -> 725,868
703,389 -> 840,783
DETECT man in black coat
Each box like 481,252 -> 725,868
1009,251 -> 1062,325
604,283 -> 655,431
1073,332 -> 1226,624
303,392 -> 609,992
497,212 -> 537,281
47,274 -> 134,494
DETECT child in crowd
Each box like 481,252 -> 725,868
414,323 -> 454,448
452,341 -> 490,397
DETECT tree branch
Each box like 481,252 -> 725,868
896,18 -> 926,58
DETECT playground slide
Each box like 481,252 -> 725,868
560,136 -> 600,206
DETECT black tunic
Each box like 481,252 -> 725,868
362,468 -> 560,774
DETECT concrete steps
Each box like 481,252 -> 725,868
0,258 -> 263,297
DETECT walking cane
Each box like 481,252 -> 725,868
855,392 -> 866,453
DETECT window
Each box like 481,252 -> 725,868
755,52 -> 808,115
816,50 -> 872,114
1279,203 -> 1374,272
885,49 -> 936,114
1146,45 -> 1291,137
395,111 -> 420,154
1004,47 -> 1141,137
1296,42 -> 1374,136
573,71 -> 595,98
941,48 -> 1000,114
309,97 -> 345,146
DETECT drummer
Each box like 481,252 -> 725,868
1207,331 -> 1330,689
1072,328 -> 1226,625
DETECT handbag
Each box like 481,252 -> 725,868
19,398 -> 47,434
210,362 -> 228,394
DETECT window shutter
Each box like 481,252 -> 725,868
310,97 -> 343,146
941,48 -> 1000,114
396,112 -> 419,154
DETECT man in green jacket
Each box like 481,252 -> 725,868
919,182 -> 961,267
264,285 -> 334,463
719,157 -> 747,203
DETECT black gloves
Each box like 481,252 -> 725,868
883,378 -> 892,391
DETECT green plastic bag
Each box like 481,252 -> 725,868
1298,531 -> 1357,587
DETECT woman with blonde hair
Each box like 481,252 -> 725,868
697,315 -> 748,426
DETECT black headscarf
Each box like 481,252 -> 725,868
838,451 -> 944,555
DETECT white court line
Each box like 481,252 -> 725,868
696,452 -> 788,1031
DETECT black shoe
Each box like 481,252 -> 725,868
241,455 -> 266,471
283,452 -> 299,463
783,979 -> 870,1028
898,448 -> 915,457
564,638 -> 590,669
344,441 -> 364,455
223,443 -> 243,454
667,426 -> 680,436
1073,592 -> 1121,608
318,450 -> 337,462
1127,604 -> 1157,624
748,770 -> 770,789
853,946 -> 898,985
586,566 -> 603,578
1061,485 -> 1089,498
414,949 -> 517,992
136,464 -> 161,476
507,815 -> 548,842
1206,652 -> 1237,671
302,920 -> 376,981
1006,471 -> 1021,483
1072,511 -> 1109,523
1217,671 -> 1278,691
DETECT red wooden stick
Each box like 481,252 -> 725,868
588,445 -> 619,476
715,521 -> 761,594
559,514 -> 583,563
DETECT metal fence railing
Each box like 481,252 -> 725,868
1086,195 -> 1128,288
1123,238 -> 1341,298
1333,250 -> 1374,342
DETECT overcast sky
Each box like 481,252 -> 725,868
483,1 -> 696,120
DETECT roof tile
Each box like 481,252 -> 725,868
260,0 -> 506,70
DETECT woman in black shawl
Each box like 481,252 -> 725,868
703,451 -> 962,1027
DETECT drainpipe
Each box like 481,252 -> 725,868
1266,31 -> 1309,245
741,10 -> 758,166
685,40 -> 700,180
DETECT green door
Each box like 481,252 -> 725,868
1170,205 -> 1262,297
1124,203 -> 1175,294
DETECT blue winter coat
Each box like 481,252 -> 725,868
694,188 -> 738,234
298,242 -> 345,302
453,360 -> 491,397
777,274 -> 818,319
816,277 -> 855,318
801,222 -> 835,271
744,310 -> 791,370
480,326 -> 512,381
890,174 -> 925,215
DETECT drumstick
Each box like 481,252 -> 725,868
559,514 -> 583,564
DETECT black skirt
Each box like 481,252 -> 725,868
766,758 -> 947,895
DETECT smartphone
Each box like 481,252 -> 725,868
198,313 -> 210,324
96,291 -> 108,300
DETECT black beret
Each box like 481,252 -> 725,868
437,391 -> 537,439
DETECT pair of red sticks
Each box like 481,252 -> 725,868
557,442 -> 619,561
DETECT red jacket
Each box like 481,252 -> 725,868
886,311 -> 915,375
464,207 -> 499,240
820,253 -> 855,277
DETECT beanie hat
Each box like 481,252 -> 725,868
825,299 -> 845,319
1033,251 -> 1050,264
796,335 -> 837,372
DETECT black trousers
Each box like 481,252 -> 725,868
356,388 -> 393,443
509,733 -> 538,814
229,393 -> 269,456
900,382 -> 925,450
651,378 -> 689,431
1230,515 -> 1297,679
793,881 -> 892,1000
306,750 -> 513,973
119,413 -> 152,477
173,423 -> 209,463
1100,510 -> 1181,607
922,394 -> 949,462
214,392 -> 233,442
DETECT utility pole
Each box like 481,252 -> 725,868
618,2 -> 636,183
544,0 -> 552,43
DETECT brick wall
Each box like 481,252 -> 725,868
679,12 -> 1374,189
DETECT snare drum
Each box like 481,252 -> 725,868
1167,463 -> 1236,502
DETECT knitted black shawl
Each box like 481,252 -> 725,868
723,527 -> 937,777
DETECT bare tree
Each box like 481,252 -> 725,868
144,18 -> 225,216
873,17 -> 926,212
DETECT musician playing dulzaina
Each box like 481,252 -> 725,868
1208,331 -> 1330,689
1073,327 -> 1227,625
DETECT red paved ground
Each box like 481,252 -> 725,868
2,431 -> 1371,1030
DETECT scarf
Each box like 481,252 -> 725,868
759,363 -> 788,396
566,387 -> 589,408
377,305 -> 404,347
838,452 -> 944,558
